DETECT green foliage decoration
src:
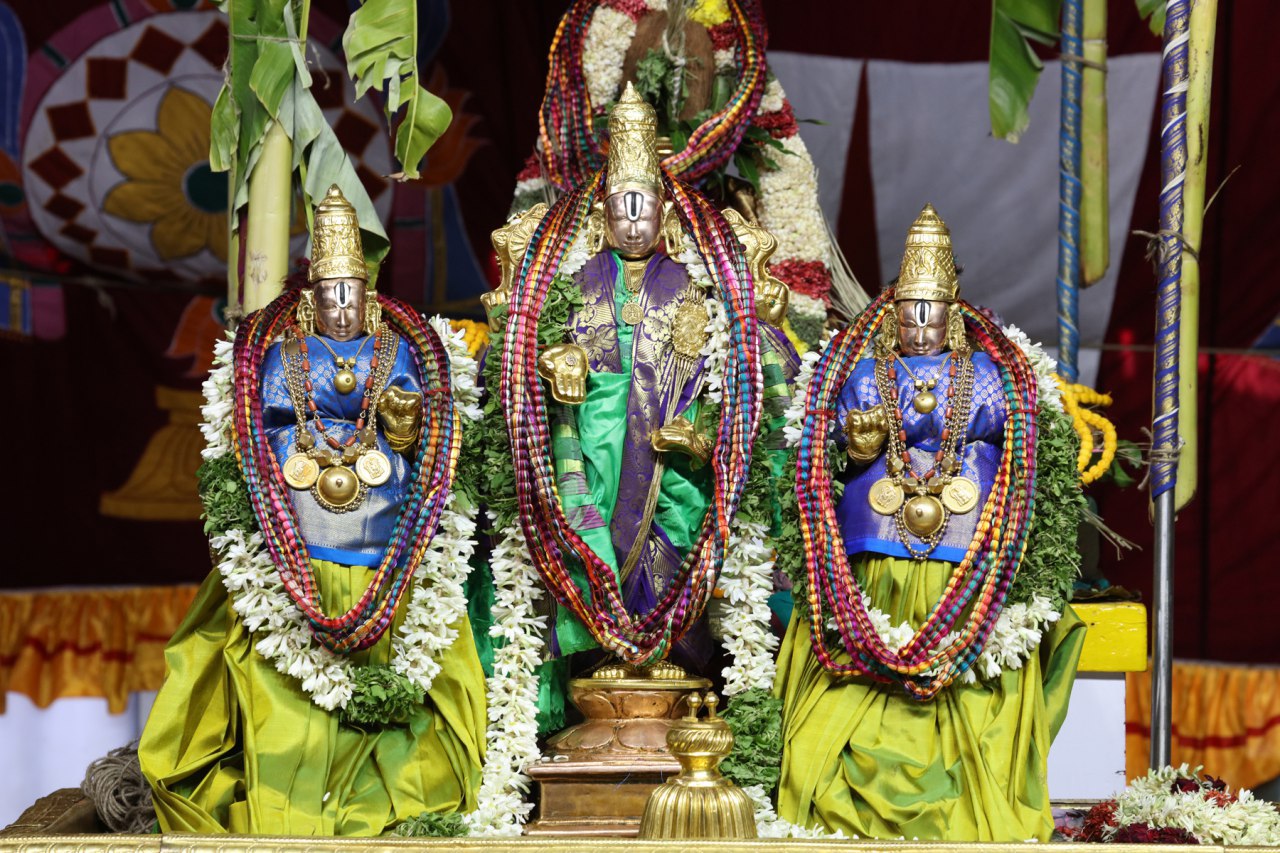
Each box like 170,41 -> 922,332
719,687 -> 783,791
391,811 -> 467,837
340,665 -> 424,728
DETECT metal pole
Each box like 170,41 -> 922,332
1150,489 -> 1175,768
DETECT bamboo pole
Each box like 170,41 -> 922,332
1174,0 -> 1218,511
1080,0 -> 1109,286
242,119 -> 293,313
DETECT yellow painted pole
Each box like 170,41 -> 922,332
1080,0 -> 1109,286
1174,0 -> 1218,511
242,119 -> 293,313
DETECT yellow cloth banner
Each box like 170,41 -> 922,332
1127,660 -> 1280,790
0,585 -> 197,713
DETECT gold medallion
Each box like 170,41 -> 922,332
355,449 -> 392,487
903,494 -> 945,538
283,453 -> 319,489
941,476 -> 979,514
334,368 -> 357,394
913,390 -> 937,414
868,477 -> 904,515
621,299 -> 644,325
671,297 -> 710,358
316,465 -> 360,508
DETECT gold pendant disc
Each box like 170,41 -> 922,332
868,477 -> 904,515
355,449 -> 392,486
283,453 -> 319,489
334,368 -> 357,394
621,300 -> 644,325
316,465 -> 360,508
941,476 -> 979,514
912,390 -> 937,414
903,494 -> 945,538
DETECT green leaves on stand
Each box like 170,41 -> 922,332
197,454 -> 257,539
989,0 -> 1062,142
719,688 -> 783,791
391,811 -> 467,837
341,665 -> 424,728
343,0 -> 454,181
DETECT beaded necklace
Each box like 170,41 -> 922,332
795,290 -> 1039,698
231,291 -> 460,654
499,169 -> 763,666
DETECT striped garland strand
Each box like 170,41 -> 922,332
498,167 -> 763,665
230,292 -> 460,653
794,291 -> 1040,699
1056,0 -> 1084,381
1151,0 -> 1190,499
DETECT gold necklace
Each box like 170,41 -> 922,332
311,333 -> 372,394
893,353 -> 942,414
620,258 -> 647,326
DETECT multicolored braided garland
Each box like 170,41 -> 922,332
498,167 -> 763,666
795,289 -> 1040,699
539,0 -> 767,191
231,291 -> 460,654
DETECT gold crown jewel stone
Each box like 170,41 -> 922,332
896,203 -> 959,304
942,476 -> 979,514
903,493 -> 945,538
309,185 -> 367,283
283,453 -> 320,490
355,449 -> 391,487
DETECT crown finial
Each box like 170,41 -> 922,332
895,203 -> 959,303
308,184 -> 367,283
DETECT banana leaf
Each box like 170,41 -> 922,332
989,0 -> 1062,142
343,0 -> 453,180
1135,0 -> 1168,35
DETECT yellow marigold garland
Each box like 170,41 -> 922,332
1056,377 -> 1117,485
450,318 -> 490,359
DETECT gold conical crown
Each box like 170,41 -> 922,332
606,82 -> 662,198
309,185 -> 367,282
895,203 -> 958,303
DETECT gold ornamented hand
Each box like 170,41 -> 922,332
537,343 -> 589,405
480,287 -> 509,332
377,386 -> 424,454
755,274 -> 790,326
721,207 -> 791,326
651,417 -> 712,467
845,404 -> 890,464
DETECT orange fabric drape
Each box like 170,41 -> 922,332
0,586 -> 197,714
1127,660 -> 1280,789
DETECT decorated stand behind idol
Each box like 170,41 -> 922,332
468,84 -> 797,833
139,187 -> 486,835
777,206 -> 1087,841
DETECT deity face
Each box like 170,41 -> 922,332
314,278 -> 366,342
604,190 -> 662,259
897,299 -> 948,357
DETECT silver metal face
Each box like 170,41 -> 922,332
897,299 -> 948,357
604,190 -> 662,259
313,278 -> 366,342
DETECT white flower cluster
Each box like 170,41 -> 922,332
464,525 -> 548,836
200,323 -> 483,712
699,296 -> 730,405
789,290 -> 827,323
757,135 -> 829,266
1112,765 -> 1280,846
1002,323 -> 1063,413
742,784 -> 850,839
581,6 -> 636,107
717,519 -> 779,697
558,232 -> 594,281
759,78 -> 786,114
714,48 -> 736,73
199,335 -> 235,460
952,593 -> 1061,685
430,315 -> 483,423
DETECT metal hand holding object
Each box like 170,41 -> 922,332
845,403 -> 890,463
537,343 -> 589,405
377,385 -> 423,453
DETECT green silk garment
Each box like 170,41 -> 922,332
775,555 -> 1085,842
139,560 -> 486,835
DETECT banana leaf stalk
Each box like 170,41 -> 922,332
1080,0 -> 1109,286
1174,0 -> 1218,510
1149,0 -> 1190,503
1056,0 -> 1083,380
243,120 -> 293,312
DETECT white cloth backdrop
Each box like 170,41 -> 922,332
0,692 -> 155,827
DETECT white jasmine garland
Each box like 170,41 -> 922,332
713,47 -> 736,73
757,134 -> 829,265
1108,764 -> 1280,846
743,784 -> 850,839
758,78 -> 786,115
201,321 -> 481,712
1003,323 -> 1063,413
464,525 -> 547,836
581,6 -> 636,107
716,519 -> 779,697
